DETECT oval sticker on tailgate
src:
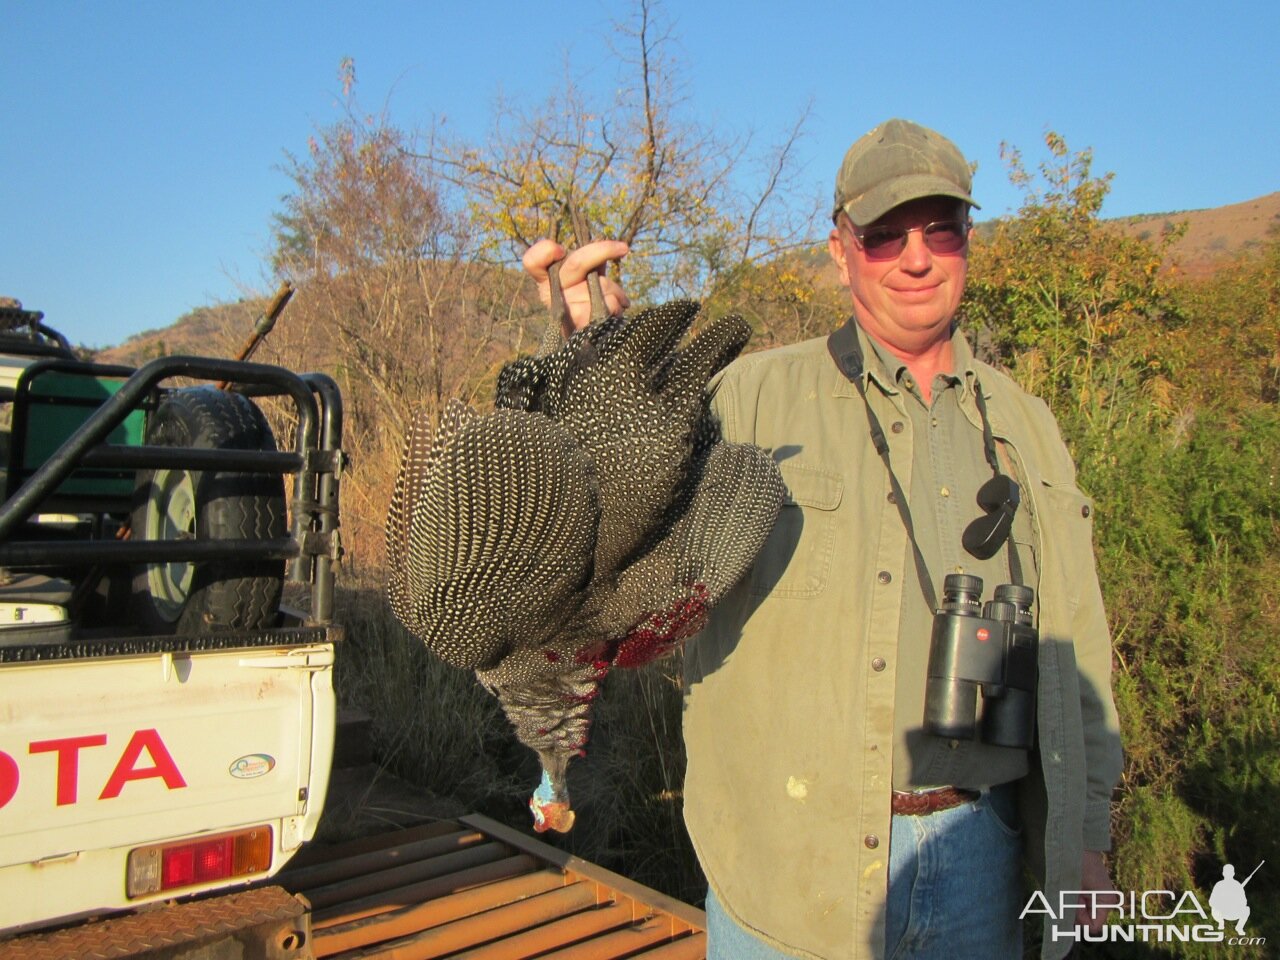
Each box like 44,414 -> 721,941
229,754 -> 276,779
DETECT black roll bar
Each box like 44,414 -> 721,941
0,355 -> 344,627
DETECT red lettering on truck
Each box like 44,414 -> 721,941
99,729 -> 187,798
29,735 -> 109,805
14,729 -> 187,808
0,752 -> 17,807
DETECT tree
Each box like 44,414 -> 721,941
1164,228 -> 1280,412
429,0 -> 818,311
267,63 -> 531,564
964,132 -> 1180,436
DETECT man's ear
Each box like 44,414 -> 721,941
828,226 -> 851,287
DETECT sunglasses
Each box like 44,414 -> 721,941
849,219 -> 971,261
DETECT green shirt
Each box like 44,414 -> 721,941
862,334 -> 1038,790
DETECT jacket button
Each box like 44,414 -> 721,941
877,571 -> 892,584
1082,504 -> 1092,518
887,491 -> 897,504
871,657 -> 886,672
864,834 -> 880,849
891,421 -> 905,434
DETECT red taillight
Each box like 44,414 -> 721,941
190,835 -> 234,883
128,826 -> 272,898
161,845 -> 195,888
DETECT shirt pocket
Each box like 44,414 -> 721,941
749,463 -> 843,599
1036,478 -> 1096,618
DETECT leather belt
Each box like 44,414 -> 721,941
891,786 -> 979,816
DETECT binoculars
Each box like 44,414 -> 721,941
924,574 -> 1038,749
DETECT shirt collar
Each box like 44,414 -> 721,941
827,318 -> 979,401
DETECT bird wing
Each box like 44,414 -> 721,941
386,400 -> 601,670
598,440 -> 784,669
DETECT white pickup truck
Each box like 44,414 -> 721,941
0,303 -> 343,948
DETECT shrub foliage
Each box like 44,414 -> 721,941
965,135 -> 1278,957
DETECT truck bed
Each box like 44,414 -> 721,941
0,815 -> 707,960
0,630 -> 337,932
275,814 -> 707,959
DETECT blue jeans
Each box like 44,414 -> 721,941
706,884 -> 802,959
886,785 -> 1023,959
704,786 -> 1023,960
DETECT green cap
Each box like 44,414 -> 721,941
832,118 -> 979,225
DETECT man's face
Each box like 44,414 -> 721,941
827,196 -> 970,355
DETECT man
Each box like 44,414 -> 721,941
524,118 -> 1122,959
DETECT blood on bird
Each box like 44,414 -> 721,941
573,640 -> 609,665
613,584 -> 710,668
565,685 -> 602,705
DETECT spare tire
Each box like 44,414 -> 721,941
131,386 -> 287,634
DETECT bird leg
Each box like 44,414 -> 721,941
541,202 -> 609,355
568,202 -> 610,324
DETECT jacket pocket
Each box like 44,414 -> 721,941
749,463 -> 843,598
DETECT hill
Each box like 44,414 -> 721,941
90,192 -> 1278,361
93,300 -> 266,367
1111,191 -> 1280,276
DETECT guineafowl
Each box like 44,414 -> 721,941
387,252 -> 782,832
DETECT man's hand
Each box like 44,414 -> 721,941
523,238 -> 631,336
1076,850 -> 1115,932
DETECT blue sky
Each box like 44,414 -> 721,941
3,1 -> 1276,349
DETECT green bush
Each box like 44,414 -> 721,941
1089,411 -> 1279,957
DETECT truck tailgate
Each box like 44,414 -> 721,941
0,640 -> 335,931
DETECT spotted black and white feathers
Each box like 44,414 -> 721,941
386,404 -> 600,670
387,298 -> 784,831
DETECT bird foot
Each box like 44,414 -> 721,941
530,797 -> 577,833
529,767 -> 577,833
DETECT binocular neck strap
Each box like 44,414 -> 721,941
971,381 -> 1026,587
829,324 -> 1025,612
971,377 -> 1002,475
